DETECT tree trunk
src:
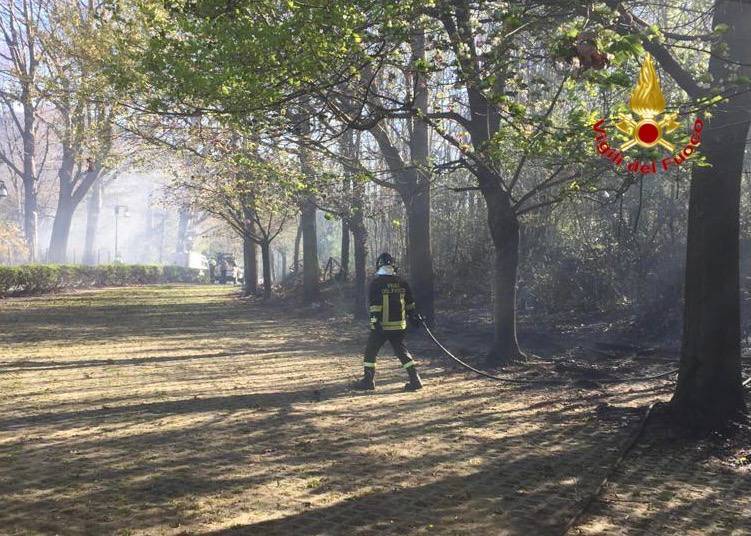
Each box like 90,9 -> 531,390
484,181 -> 523,365
20,94 -> 38,262
48,148 -> 78,264
298,115 -> 320,302
301,195 -> 320,303
351,154 -> 368,320
337,125 -> 358,285
243,231 -> 258,296
403,182 -> 435,323
22,178 -> 37,262
404,28 -> 434,322
340,127 -> 364,315
83,179 -> 102,265
280,249 -> 288,281
669,0 -> 750,432
48,203 -> 75,264
49,142 -> 102,265
365,29 -> 435,321
261,241 -> 273,300
270,248 -> 276,283
293,217 -> 302,273
351,211 -> 368,320
434,5 -> 527,364
671,108 -> 748,429
340,216 -> 350,280
175,208 -> 191,266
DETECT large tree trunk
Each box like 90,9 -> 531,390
673,140 -> 747,429
83,179 -> 102,265
362,29 -> 436,321
261,241 -> 273,300
405,28 -> 435,323
49,154 -> 102,265
48,203 -> 75,264
435,4 -> 525,364
242,230 -> 258,296
670,1 -> 750,432
403,182 -> 434,323
483,179 -> 523,365
298,115 -> 320,302
48,151 -> 77,264
671,111 -> 748,429
465,95 -> 522,364
300,195 -> 320,303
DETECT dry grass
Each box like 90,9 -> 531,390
0,285 -> 747,535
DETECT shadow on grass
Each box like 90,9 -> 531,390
2,286 -> 746,535
1,380 -> 631,535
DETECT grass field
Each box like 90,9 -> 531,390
0,285 -> 748,535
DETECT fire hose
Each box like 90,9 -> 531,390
421,319 -> 750,388
418,319 -> 750,534
419,318 -> 680,386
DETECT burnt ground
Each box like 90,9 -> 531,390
0,284 -> 749,535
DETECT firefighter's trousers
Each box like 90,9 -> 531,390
363,329 -> 415,369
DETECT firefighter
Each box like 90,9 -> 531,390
353,252 -> 423,392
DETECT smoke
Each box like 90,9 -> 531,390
58,171 -> 177,265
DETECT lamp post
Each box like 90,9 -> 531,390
114,204 -> 129,263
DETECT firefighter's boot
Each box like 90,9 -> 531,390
404,365 -> 423,391
352,366 -> 375,391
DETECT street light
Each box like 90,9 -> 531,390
0,180 -> 8,199
114,204 -> 130,263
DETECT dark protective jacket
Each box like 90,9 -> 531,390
368,274 -> 416,331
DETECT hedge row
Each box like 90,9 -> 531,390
0,264 -> 208,298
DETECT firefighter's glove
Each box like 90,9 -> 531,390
369,314 -> 380,330
409,313 -> 421,328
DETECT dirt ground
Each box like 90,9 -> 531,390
0,285 -> 749,535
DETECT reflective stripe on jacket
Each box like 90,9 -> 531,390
368,274 -> 416,331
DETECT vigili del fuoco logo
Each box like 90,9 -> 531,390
593,53 -> 703,175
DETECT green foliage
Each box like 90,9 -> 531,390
0,264 -> 207,298
107,0 -> 376,116
0,223 -> 28,263
172,143 -> 299,244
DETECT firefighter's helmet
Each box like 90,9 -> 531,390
376,252 -> 396,270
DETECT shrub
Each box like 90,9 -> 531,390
162,265 -> 207,283
0,264 -> 208,298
